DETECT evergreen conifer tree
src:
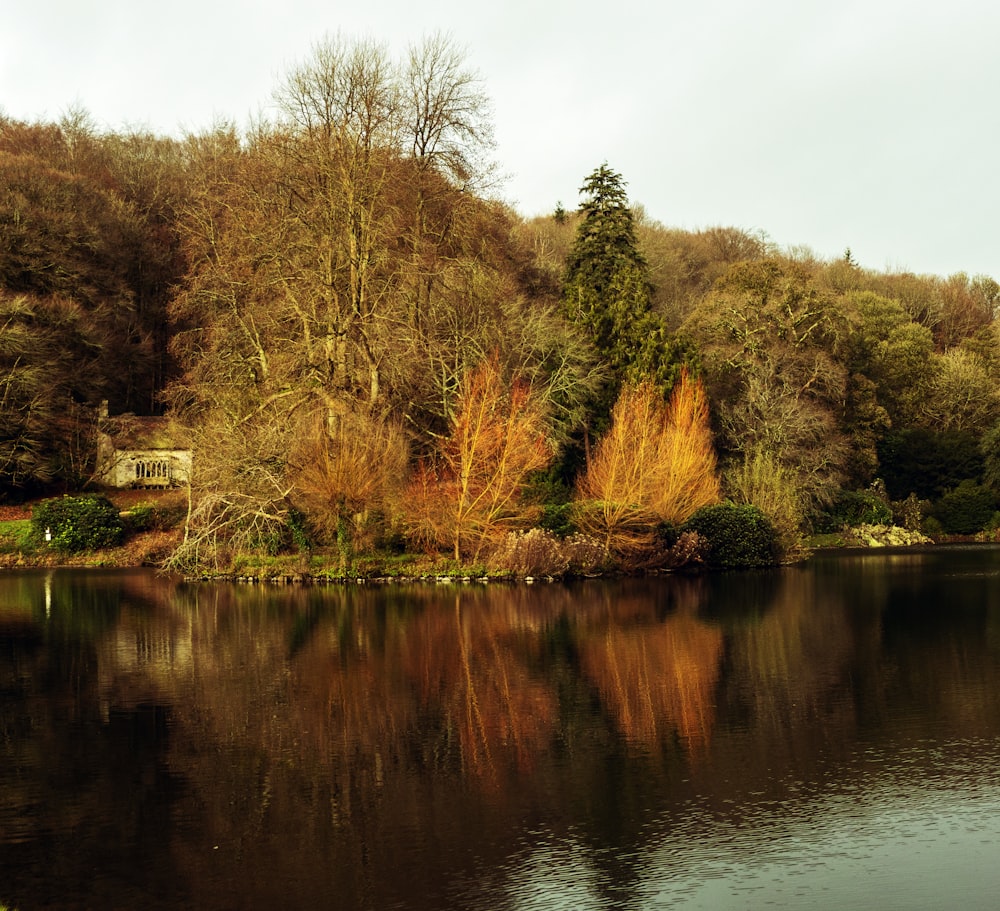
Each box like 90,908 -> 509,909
562,164 -> 694,422
563,164 -> 651,372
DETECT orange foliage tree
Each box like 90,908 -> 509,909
574,370 -> 720,561
406,354 -> 553,561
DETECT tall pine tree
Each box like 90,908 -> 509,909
562,164 -> 693,417
563,165 -> 650,371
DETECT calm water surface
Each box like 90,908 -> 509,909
3,547 -> 1000,910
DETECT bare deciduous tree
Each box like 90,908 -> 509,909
405,31 -> 494,186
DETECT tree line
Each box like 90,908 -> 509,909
2,33 -> 998,570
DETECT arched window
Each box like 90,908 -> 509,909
134,459 -> 171,486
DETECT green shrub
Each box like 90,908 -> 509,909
825,487 -> 894,529
120,501 -> 188,537
922,515 -> 944,537
538,502 -> 575,537
31,495 -> 125,552
931,481 -> 998,535
683,502 -> 779,569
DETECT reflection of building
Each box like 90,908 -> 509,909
95,402 -> 191,488
111,625 -> 193,673
97,622 -> 194,724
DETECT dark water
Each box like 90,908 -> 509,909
3,547 -> 1000,910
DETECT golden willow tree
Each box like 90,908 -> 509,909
574,370 -> 720,563
406,354 -> 553,561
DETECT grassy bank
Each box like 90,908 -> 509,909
0,489 -> 187,570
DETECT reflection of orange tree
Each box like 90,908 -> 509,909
577,588 -> 722,757
401,591 -> 558,779
269,586 -> 565,787
165,580 -> 727,785
155,585 -> 581,908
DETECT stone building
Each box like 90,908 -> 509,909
95,403 -> 192,488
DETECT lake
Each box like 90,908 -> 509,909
2,547 -> 1000,910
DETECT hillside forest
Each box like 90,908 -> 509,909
2,34 -> 999,572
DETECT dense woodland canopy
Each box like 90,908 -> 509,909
2,33 -> 999,568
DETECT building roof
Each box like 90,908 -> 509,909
100,413 -> 187,451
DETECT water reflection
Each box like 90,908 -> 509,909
1,549 -> 1000,909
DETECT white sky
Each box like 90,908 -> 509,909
3,0 -> 998,279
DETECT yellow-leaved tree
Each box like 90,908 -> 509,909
574,370 -> 720,562
406,354 -> 553,561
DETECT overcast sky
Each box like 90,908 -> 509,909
4,0 -> 998,279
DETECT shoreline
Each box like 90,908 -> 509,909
4,494 -> 996,581
4,537 -> 998,586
